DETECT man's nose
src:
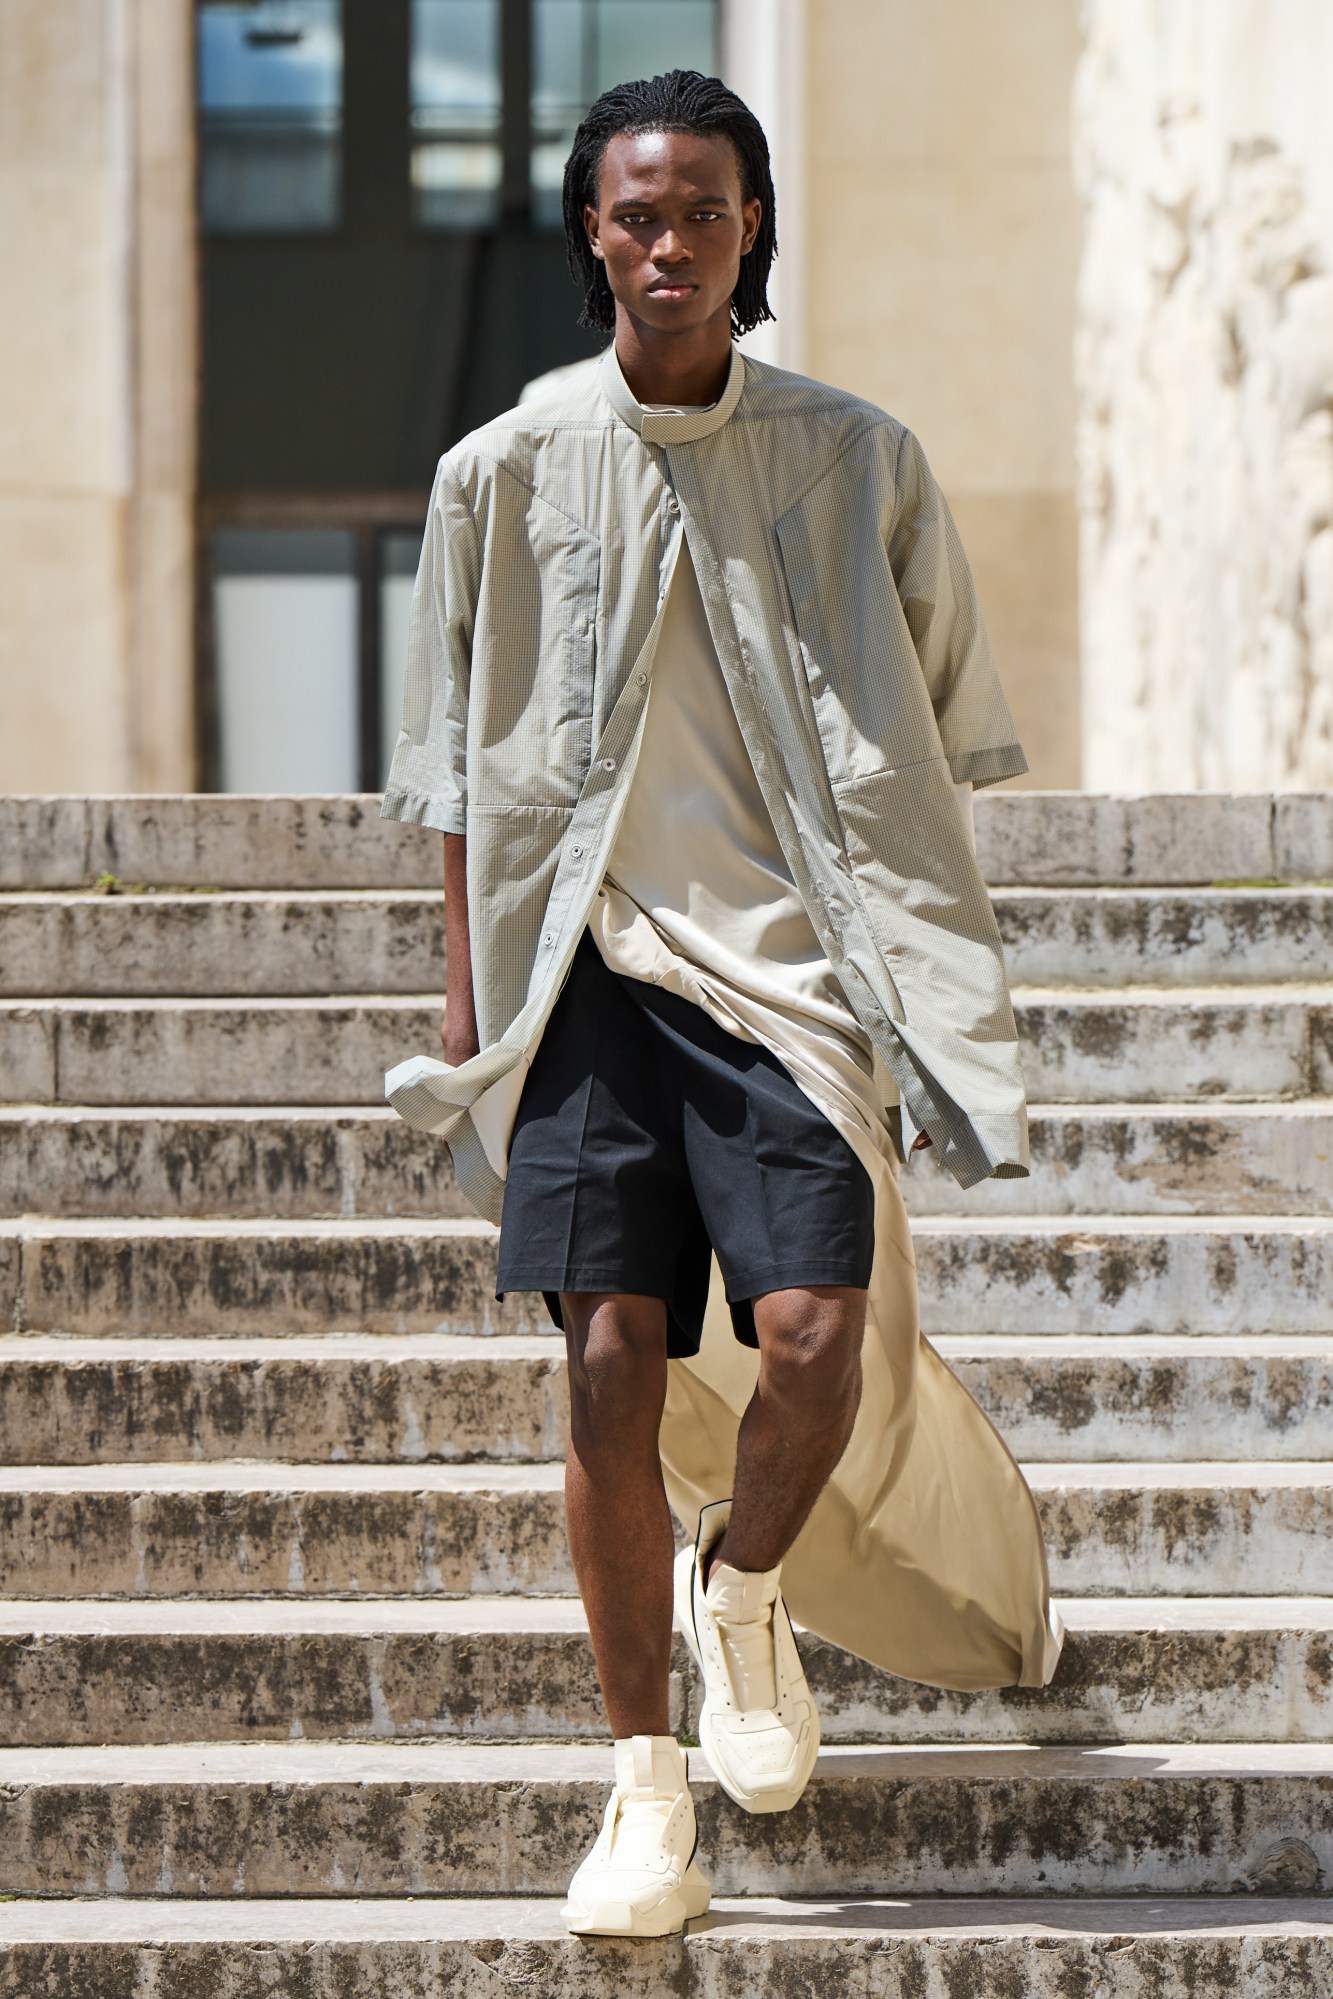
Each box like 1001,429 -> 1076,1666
652,230 -> 690,264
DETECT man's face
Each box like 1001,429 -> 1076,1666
583,129 -> 762,337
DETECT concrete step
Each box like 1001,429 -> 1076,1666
6,1214 -> 1332,1337
0,1460 -> 1327,1598
6,987 -> 1330,1107
0,1740 -> 1327,1898
0,891 -> 447,999
940,1335 -> 1333,1461
8,791 -> 1331,889
8,1101 -> 1333,1221
7,886 -> 1333,998
5,1897 -> 1333,1998
2,1597 -> 1331,1749
905,1101 -> 1333,1217
0,1335 -> 570,1467
0,1333 -> 1327,1466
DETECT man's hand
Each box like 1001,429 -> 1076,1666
910,1131 -> 933,1155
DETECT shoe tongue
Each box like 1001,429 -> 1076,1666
717,1609 -> 779,1710
705,1560 -> 779,1624
614,1734 -> 687,1801
706,1564 -> 781,1710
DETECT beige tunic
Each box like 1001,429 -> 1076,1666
589,529 -> 1063,1692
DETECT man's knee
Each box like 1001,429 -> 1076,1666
563,1292 -> 668,1440
754,1287 -> 865,1426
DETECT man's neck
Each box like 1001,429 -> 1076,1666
613,311 -> 733,409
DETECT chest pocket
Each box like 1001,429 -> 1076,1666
476,493 -> 600,809
773,488 -> 940,789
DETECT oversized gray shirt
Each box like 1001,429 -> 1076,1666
381,343 -> 1031,1221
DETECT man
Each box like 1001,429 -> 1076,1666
381,70 -> 1060,1940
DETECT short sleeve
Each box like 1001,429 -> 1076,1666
380,455 -> 481,834
888,429 -> 1028,789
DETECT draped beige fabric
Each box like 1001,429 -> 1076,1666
662,1162 -> 1064,1694
588,887 -> 1064,1695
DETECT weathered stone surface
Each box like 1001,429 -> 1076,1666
0,1106 -> 465,1222
1,1599 -> 1330,1749
1073,0 -> 1333,794
993,887 -> 1333,986
77,796 -> 441,892
0,1005 -> 56,1102
0,892 -> 445,999
0,797 -> 92,889
915,1217 -> 1333,1335
1277,795 -> 1333,883
1029,1463 -> 1333,1596
8,989 -> 1327,1107
5,989 -> 1328,1107
4,1897 -> 1332,1999
0,1332 -> 1327,1467
0,1335 -> 569,1465
9,1218 -> 550,1338
7,886 -> 1333,999
905,1103 -> 1333,1218
7,1102 -> 1332,1222
1015,990 -> 1329,1102
0,1741 -> 1329,1898
0,1602 -> 681,1747
0,997 -> 437,1107
10,1215 -> 1333,1336
936,1336 -> 1333,1461
10,791 -> 1321,892
976,793 -> 1280,885
0,1462 -> 571,1598
0,1461 -> 1326,1600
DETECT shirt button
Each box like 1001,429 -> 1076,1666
601,756 -> 617,771
636,673 -> 648,688
542,932 -> 555,947
666,496 -> 680,516
569,843 -> 584,859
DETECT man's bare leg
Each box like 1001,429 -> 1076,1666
563,1284 -> 865,1729
704,1284 -> 866,1584
562,1290 -> 675,1738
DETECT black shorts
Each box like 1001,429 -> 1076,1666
495,928 -> 875,1358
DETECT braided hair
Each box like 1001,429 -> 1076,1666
562,69 -> 777,336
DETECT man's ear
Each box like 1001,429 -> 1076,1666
583,204 -> 605,263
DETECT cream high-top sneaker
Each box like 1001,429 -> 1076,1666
674,1497 -> 820,1813
561,1733 -> 712,1938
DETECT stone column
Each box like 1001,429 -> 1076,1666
800,0 -> 1084,788
0,0 -> 197,795
1074,0 -> 1333,789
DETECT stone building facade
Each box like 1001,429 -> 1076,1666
4,1 -> 1327,797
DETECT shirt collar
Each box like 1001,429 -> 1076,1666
599,340 -> 746,443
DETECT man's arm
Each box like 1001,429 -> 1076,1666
441,831 -> 479,1066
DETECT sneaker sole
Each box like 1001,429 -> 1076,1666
561,1861 -> 712,1937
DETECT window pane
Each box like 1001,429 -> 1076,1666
198,1 -> 343,233
411,0 -> 503,230
531,0 -> 718,230
213,531 -> 359,792
379,531 -> 425,786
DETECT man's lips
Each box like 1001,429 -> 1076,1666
648,280 -> 697,295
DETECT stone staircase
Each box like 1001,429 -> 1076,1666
1,789 -> 1331,1994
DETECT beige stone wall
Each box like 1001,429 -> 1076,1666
1075,0 -> 1333,790
0,0 -> 196,795
800,0 -> 1084,786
